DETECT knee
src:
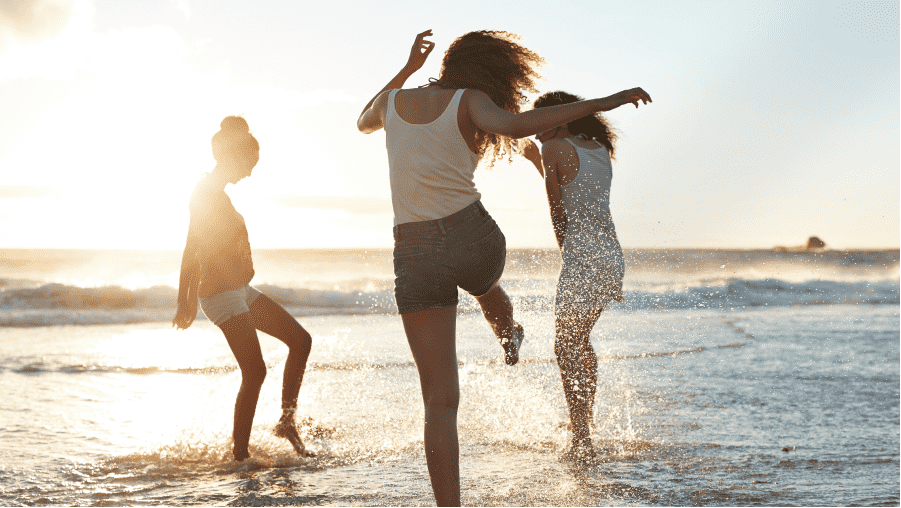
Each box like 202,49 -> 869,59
241,363 -> 267,387
297,327 -> 312,348
554,334 -> 575,361
285,326 -> 313,352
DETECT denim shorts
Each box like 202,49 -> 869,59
199,285 -> 262,326
393,200 -> 506,314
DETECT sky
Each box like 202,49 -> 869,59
0,0 -> 897,250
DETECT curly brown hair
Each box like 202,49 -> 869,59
430,31 -> 543,168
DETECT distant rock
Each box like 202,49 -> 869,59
806,236 -> 826,249
773,236 -> 827,251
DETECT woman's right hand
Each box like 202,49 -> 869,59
172,300 -> 197,330
403,30 -> 435,73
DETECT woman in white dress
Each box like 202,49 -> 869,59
524,90 -> 644,459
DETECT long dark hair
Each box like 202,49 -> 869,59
430,31 -> 543,167
533,91 -> 617,160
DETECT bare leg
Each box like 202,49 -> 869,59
248,294 -> 314,456
554,305 -> 603,453
401,307 -> 460,507
474,283 -> 524,365
249,295 -> 311,411
220,313 -> 267,461
474,282 -> 514,335
578,307 -> 603,430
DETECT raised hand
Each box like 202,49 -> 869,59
616,87 -> 652,108
404,30 -> 435,73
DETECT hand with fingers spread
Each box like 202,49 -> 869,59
404,29 -> 435,73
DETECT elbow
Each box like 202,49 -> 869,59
357,119 -> 379,135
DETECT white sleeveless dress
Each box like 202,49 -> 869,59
554,138 -> 625,316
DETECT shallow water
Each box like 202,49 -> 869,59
0,248 -> 898,505
1,303 -> 898,506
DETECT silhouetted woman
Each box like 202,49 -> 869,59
357,30 -> 650,504
523,91 -> 632,460
173,116 -> 313,462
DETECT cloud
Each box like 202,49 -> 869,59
0,0 -> 77,48
169,0 -> 190,19
0,19 -> 185,81
270,195 -> 392,216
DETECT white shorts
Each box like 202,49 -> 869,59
199,285 -> 262,326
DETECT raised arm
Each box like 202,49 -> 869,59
357,30 -> 436,134
467,88 -> 651,140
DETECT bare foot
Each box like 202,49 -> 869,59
497,322 -> 524,366
274,418 -> 316,458
562,437 -> 597,463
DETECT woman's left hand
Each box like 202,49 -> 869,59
522,139 -> 541,163
522,139 -> 544,176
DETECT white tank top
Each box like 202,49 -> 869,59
386,88 -> 481,225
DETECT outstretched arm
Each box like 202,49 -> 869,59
357,30 -> 436,134
468,88 -> 651,140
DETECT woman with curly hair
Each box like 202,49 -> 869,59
357,30 -> 650,505
523,90 -> 636,460
173,116 -> 314,462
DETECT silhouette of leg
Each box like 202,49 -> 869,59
577,307 -> 603,430
220,312 -> 267,461
474,283 -> 523,365
554,305 -> 603,452
555,319 -> 589,443
248,294 -> 314,456
402,307 -> 460,507
247,295 -> 312,410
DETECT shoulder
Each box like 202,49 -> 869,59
370,89 -> 394,116
376,88 -> 394,105
540,138 -> 572,161
460,89 -> 493,110
189,174 -> 221,212
462,88 -> 489,102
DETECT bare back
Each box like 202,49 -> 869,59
544,136 -> 607,186
391,87 -> 480,155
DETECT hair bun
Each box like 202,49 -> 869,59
220,116 -> 249,134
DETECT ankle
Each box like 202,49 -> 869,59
494,320 -> 520,338
234,447 -> 250,461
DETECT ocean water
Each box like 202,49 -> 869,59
0,248 -> 898,506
